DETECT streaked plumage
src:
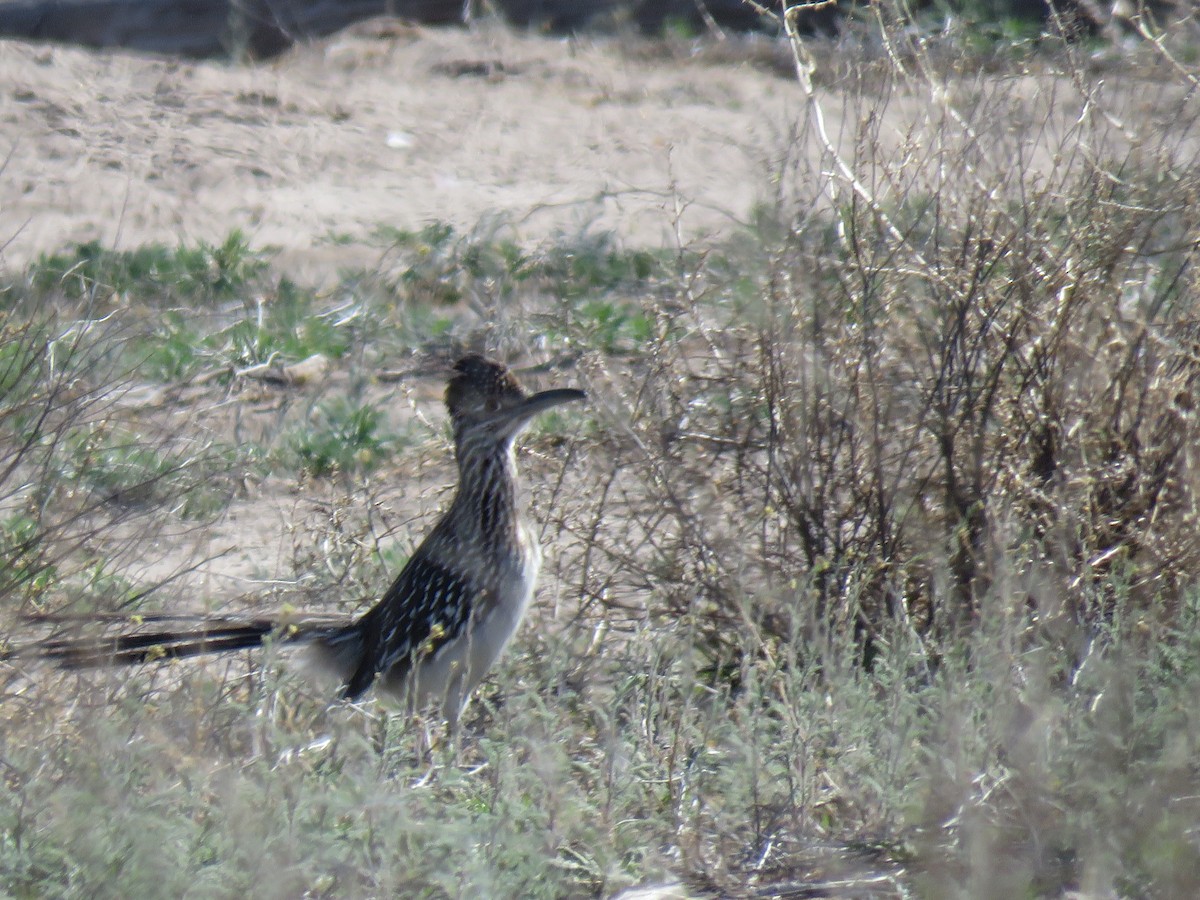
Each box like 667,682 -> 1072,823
7,355 -> 586,722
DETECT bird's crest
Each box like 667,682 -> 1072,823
444,354 -> 527,424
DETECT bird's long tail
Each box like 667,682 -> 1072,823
2,613 -> 344,670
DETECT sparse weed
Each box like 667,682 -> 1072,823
23,234 -> 363,384
282,397 -> 401,479
213,278 -> 354,371
137,308 -> 204,381
558,298 -> 654,354
0,298 -> 254,617
65,422 -> 242,520
29,230 -> 267,304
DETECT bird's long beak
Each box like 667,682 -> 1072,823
497,387 -> 587,439
523,388 -> 588,415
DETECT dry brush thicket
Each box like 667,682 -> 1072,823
560,24 -> 1200,662
535,17 -> 1200,891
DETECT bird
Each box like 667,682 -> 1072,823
6,354 -> 586,723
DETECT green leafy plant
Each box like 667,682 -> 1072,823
284,398 -> 399,478
29,230 -> 268,303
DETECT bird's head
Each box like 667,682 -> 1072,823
445,354 -> 586,446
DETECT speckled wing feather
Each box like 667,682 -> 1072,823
339,552 -> 478,700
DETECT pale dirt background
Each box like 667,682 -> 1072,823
0,21 -> 801,283
4,21 -> 1166,282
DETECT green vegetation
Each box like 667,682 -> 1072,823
65,422 -> 241,520
284,397 -> 401,478
374,221 -> 674,307
3,7 -> 1200,897
30,230 -> 267,303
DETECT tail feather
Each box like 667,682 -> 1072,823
5,614 -> 343,671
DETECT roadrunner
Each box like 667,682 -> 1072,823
10,355 -> 585,721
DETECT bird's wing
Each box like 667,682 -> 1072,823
342,552 -> 479,699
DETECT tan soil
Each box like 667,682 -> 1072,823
4,22 -> 1178,280
0,21 -> 800,282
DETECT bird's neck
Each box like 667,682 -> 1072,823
452,438 -> 521,553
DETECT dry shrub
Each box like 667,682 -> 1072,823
558,6 -> 1200,675
0,294 -> 247,630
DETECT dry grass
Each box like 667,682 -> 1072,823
3,6 -> 1200,897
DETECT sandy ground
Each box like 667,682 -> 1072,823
4,21 -> 1184,278
0,21 -> 801,281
